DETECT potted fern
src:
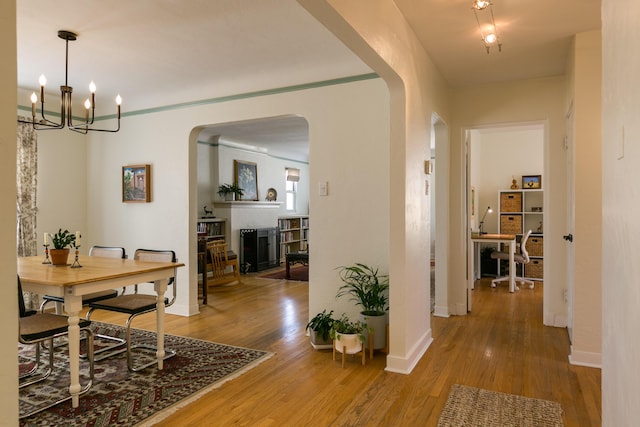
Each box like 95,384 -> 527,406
217,183 -> 244,201
306,309 -> 335,350
336,263 -> 389,351
49,228 -> 77,265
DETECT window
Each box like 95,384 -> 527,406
285,168 -> 299,212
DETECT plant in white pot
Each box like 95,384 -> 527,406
336,263 -> 389,352
217,183 -> 244,201
330,314 -> 366,366
49,228 -> 77,265
306,309 -> 335,350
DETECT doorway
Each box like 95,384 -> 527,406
466,123 -> 545,311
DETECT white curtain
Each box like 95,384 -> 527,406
17,118 -> 39,307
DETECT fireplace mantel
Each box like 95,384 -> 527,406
212,202 -> 283,255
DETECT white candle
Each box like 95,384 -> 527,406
75,231 -> 81,245
43,232 -> 48,245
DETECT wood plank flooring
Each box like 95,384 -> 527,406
87,275 -> 601,426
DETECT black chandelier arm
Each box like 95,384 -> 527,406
68,115 -> 121,133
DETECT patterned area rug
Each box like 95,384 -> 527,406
438,384 -> 564,427
19,322 -> 273,426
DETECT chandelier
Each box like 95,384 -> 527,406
472,0 -> 502,54
19,30 -> 121,134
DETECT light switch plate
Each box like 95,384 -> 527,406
319,181 -> 328,196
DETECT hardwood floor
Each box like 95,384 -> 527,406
87,275 -> 601,426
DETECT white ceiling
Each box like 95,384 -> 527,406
16,0 -> 601,162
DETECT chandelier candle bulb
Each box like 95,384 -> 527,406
31,92 -> 37,116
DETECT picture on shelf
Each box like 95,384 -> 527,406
522,175 -> 542,189
234,160 -> 258,201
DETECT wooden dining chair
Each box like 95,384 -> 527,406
86,249 -> 177,372
18,276 -> 95,418
205,241 -> 241,286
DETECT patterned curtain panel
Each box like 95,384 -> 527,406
17,118 -> 39,307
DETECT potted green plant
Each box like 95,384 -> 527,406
330,314 -> 366,364
306,309 -> 335,349
217,183 -> 244,201
49,228 -> 77,265
336,263 -> 389,351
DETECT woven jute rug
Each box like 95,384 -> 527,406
438,384 -> 564,427
19,322 -> 273,426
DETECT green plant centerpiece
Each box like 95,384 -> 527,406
217,183 -> 244,201
330,314 -> 366,364
336,263 -> 389,351
49,228 -> 77,265
306,309 -> 335,349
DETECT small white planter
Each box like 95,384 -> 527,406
333,333 -> 362,355
333,333 -> 365,367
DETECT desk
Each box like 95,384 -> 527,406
285,252 -> 308,279
470,234 -> 516,292
18,255 -> 184,407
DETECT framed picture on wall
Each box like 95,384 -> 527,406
522,175 -> 542,189
122,164 -> 151,202
234,160 -> 258,201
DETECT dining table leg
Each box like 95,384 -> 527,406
154,277 -> 169,370
64,295 -> 83,407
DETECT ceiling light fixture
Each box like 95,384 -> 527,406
472,0 -> 502,54
18,30 -> 121,134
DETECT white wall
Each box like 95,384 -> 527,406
214,143 -> 309,215
602,0 -> 639,423
35,130 -> 87,244
77,78 -> 390,321
567,31 -> 602,368
0,1 -> 19,422
470,126 -> 544,234
300,0 -> 452,373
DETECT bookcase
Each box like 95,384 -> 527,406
196,218 -> 227,241
277,215 -> 309,263
498,189 -> 543,280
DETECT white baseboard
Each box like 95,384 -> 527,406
454,303 -> 467,316
433,306 -> 450,318
569,346 -> 602,368
385,329 -> 433,374
543,311 -> 568,327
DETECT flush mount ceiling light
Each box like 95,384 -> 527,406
18,30 -> 121,134
472,0 -> 502,54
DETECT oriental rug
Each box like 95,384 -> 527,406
437,384 -> 564,427
259,265 -> 309,281
19,322 -> 273,426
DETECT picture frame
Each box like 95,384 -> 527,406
122,164 -> 151,202
522,175 -> 542,189
234,160 -> 258,201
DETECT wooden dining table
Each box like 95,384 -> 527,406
17,255 -> 184,408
